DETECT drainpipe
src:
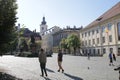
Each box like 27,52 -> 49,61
114,21 -> 118,55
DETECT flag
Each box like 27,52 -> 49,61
105,28 -> 109,33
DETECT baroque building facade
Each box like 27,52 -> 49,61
80,2 -> 120,56
52,26 -> 82,52
41,26 -> 61,52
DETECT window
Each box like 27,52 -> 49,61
102,37 -> 105,43
89,49 -> 91,54
108,23 -> 112,31
93,39 -> 95,44
110,48 -> 113,53
103,48 -> 105,54
42,27 -> 44,30
117,22 -> 120,40
89,40 -> 91,45
102,26 -> 105,32
92,30 -> 94,35
85,40 -> 87,45
109,35 -> 112,42
96,29 -> 99,33
118,48 -> 120,55
82,41 -> 84,46
97,38 -> 99,44
85,32 -> 87,37
82,34 -> 84,38
88,31 -> 90,36
93,49 -> 96,55
82,50 -> 84,54
97,49 -> 100,55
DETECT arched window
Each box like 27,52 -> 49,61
108,23 -> 112,31
102,26 -> 105,32
117,22 -> 120,40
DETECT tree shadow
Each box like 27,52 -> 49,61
46,68 -> 55,73
64,73 -> 83,80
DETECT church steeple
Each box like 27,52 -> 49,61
40,16 -> 48,36
41,16 -> 46,25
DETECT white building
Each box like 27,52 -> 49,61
40,17 -> 61,51
80,2 -> 120,56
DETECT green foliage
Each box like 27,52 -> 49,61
10,37 -> 18,51
67,34 -> 80,49
60,38 -> 68,49
60,34 -> 81,55
0,0 -> 17,54
19,27 -> 25,37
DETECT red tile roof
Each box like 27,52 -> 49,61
85,2 -> 120,29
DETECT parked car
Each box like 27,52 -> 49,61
46,50 -> 53,57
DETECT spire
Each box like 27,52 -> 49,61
41,16 -> 46,25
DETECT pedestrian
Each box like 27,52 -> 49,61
113,53 -> 116,61
109,52 -> 114,66
38,48 -> 47,77
57,49 -> 64,73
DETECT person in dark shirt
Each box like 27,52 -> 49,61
109,52 -> 114,66
57,50 -> 64,73
38,48 -> 47,77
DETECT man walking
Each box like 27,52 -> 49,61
109,52 -> 114,66
57,49 -> 64,73
38,48 -> 47,77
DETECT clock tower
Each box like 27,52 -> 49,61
40,16 -> 48,36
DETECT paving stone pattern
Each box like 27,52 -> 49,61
0,54 -> 119,80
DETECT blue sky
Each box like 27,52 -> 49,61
16,0 -> 120,32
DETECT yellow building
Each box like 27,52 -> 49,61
80,2 -> 120,56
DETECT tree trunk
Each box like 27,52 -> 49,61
74,47 -> 76,55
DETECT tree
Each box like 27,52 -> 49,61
60,38 -> 68,54
17,27 -> 30,52
67,34 -> 80,55
0,0 -> 17,54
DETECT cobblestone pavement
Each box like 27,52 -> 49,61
0,54 -> 120,80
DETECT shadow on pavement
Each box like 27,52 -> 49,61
46,68 -> 55,73
44,77 -> 52,80
0,72 -> 22,80
64,73 -> 83,80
